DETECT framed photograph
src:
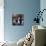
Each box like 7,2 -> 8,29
12,14 -> 24,26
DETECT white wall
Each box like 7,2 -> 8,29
0,0 -> 4,42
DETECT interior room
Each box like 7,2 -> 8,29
0,0 -> 46,46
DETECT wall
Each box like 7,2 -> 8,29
40,0 -> 46,45
4,0 -> 40,42
40,0 -> 46,26
0,0 -> 4,42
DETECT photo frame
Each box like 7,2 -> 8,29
12,14 -> 24,26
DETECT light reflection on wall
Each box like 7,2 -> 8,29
0,0 -> 4,42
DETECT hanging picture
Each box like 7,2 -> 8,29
12,14 -> 24,26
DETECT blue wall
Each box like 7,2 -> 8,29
4,0 -> 40,42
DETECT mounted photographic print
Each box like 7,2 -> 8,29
12,14 -> 24,26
